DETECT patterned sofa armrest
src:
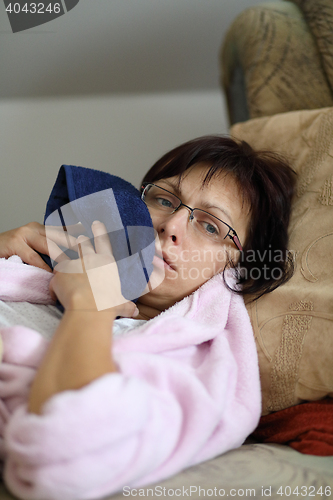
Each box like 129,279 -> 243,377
220,0 -> 333,125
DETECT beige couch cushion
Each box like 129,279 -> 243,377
291,0 -> 333,91
231,107 -> 333,415
221,2 -> 333,122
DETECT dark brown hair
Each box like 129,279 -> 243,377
141,135 -> 297,299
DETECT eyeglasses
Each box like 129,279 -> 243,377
141,183 -> 243,251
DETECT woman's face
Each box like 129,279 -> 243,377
138,163 -> 251,313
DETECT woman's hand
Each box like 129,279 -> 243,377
49,221 -> 139,319
0,222 -> 78,273
28,221 -> 137,414
0,222 -> 52,271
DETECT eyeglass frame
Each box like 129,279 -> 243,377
141,182 -> 243,251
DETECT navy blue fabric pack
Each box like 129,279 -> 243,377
41,165 -> 156,309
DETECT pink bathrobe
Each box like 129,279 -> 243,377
0,256 -> 261,500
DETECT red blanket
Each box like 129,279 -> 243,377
252,398 -> 333,456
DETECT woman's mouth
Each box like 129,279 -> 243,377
153,253 -> 176,271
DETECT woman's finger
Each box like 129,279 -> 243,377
47,239 -> 72,264
116,301 -> 139,319
76,235 -> 95,255
45,225 -> 78,251
76,235 -> 97,273
48,276 -> 58,302
20,247 -> 53,272
53,257 -> 84,274
9,224 -> 51,271
91,221 -> 113,255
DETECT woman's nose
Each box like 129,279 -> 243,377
155,207 -> 190,243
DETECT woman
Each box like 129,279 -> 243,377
0,136 -> 296,499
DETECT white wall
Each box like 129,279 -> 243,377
2,0 -> 261,232
0,0 -> 268,98
0,91 -> 229,233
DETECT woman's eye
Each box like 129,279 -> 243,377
202,221 -> 219,235
156,197 -> 173,208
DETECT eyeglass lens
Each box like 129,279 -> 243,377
142,184 -> 233,243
